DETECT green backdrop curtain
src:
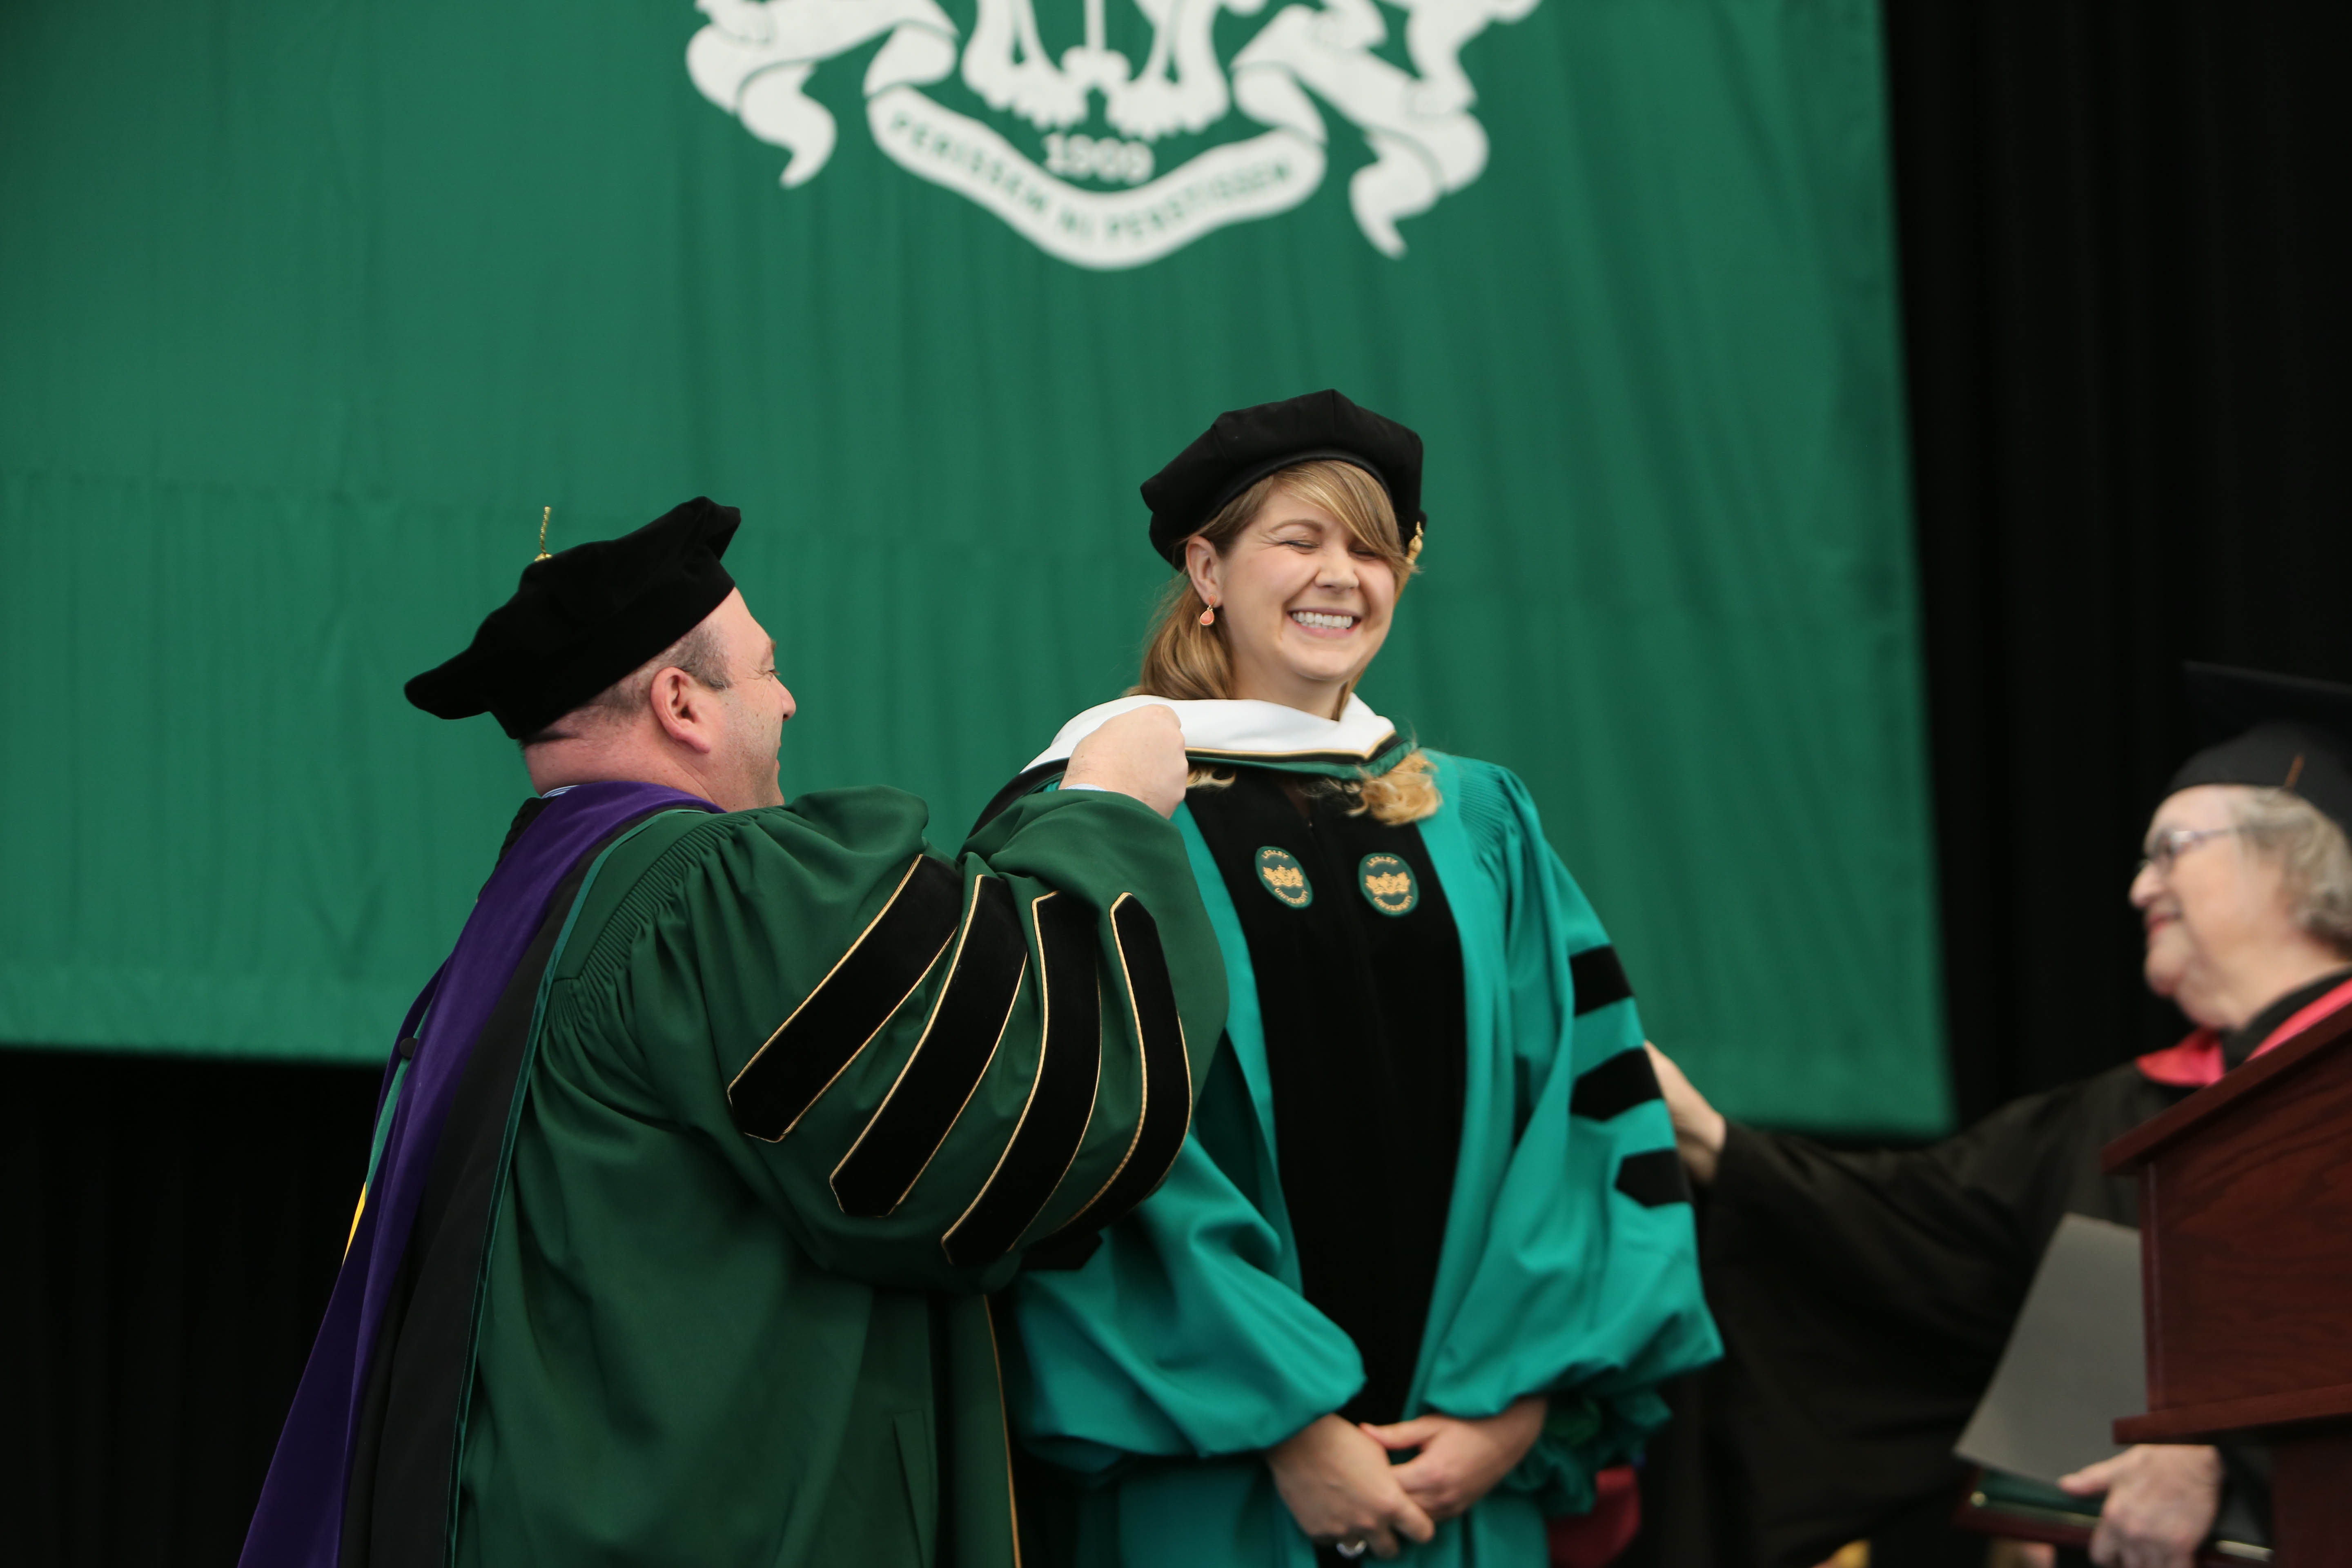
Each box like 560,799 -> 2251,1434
0,0 -> 1944,1132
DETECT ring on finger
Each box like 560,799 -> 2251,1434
1336,1541 -> 1369,1560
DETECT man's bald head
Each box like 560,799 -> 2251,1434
521,590 -> 795,811
520,621 -> 733,748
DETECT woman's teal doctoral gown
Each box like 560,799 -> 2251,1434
1001,724 -> 1721,1568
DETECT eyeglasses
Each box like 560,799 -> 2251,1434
2138,825 -> 2243,878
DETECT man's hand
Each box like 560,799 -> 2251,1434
1358,1396 -> 1546,1522
2057,1444 -> 2223,1568
1064,706 -> 1188,819
1645,1042 -> 1727,1186
1265,1414 -> 1437,1559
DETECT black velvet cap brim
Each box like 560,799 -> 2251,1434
404,497 -> 740,739
1142,390 -> 1425,566
2169,662 -> 2352,832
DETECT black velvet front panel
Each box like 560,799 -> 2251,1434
1185,770 -> 1467,1426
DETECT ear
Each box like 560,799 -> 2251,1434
648,666 -> 718,755
1183,535 -> 1223,607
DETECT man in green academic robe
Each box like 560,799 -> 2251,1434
240,498 -> 1225,1568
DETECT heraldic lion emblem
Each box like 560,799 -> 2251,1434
686,0 -> 1539,267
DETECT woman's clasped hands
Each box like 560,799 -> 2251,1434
1267,1416 -> 1433,1559
1266,1396 -> 1548,1558
1360,1396 -> 1548,1524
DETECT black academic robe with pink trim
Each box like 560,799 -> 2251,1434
1642,971 -> 2352,1568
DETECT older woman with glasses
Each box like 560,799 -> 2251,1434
1647,664 -> 2352,1568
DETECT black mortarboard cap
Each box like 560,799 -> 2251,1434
2170,662 -> 2352,833
405,497 -> 741,739
1141,389 -> 1425,567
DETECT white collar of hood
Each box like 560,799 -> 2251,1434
1025,695 -> 1399,772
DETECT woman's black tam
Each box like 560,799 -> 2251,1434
2171,662 -> 2352,833
1141,389 -> 1425,567
405,497 -> 742,739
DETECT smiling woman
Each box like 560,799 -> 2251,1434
2129,786 -> 2352,1033
1142,457 -> 1407,708
1134,456 -> 1440,826
996,390 -> 1719,1568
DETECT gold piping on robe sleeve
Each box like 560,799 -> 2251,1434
829,875 -> 1029,1217
941,891 -> 1105,1267
1040,892 -> 1192,1241
726,854 -> 962,1142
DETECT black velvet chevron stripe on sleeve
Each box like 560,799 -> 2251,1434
1043,894 -> 1191,1242
941,891 -> 1105,1269
726,855 -> 963,1143
1571,1047 -> 1664,1121
831,876 -> 1030,1218
1615,1147 -> 1693,1207
1569,944 -> 1633,1016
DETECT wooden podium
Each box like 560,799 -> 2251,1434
2105,1001 -> 2352,1564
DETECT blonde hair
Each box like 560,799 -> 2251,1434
1131,459 -> 1439,825
2232,787 -> 2352,954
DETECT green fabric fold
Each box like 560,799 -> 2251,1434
453,786 -> 1225,1567
1005,754 -> 1721,1567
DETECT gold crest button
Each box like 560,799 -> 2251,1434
1255,846 -> 1314,908
1357,853 -> 1418,916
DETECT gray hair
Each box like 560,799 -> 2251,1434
520,621 -> 733,746
2232,787 -> 2352,954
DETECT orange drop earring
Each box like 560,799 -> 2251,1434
1198,603 -> 1216,626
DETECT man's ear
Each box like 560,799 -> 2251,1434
648,666 -> 717,755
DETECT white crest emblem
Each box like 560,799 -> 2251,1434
686,0 -> 1537,268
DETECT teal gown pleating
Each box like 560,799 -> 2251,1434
1004,751 -> 1721,1567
